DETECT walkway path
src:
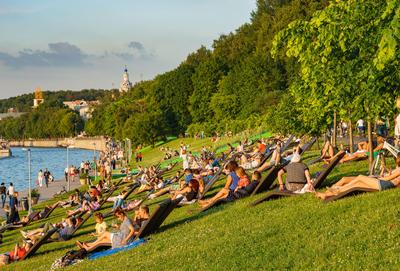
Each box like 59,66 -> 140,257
0,178 -> 82,218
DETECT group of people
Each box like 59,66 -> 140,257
2,131 -> 400,267
37,168 -> 53,188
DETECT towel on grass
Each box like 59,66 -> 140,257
88,239 -> 146,260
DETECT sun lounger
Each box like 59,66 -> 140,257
21,228 -> 59,260
323,187 -> 378,203
42,202 -> 60,219
67,211 -> 93,239
0,211 -> 41,233
135,197 -> 182,239
250,151 -> 346,206
199,153 -> 238,199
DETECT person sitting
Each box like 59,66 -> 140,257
90,213 -> 107,237
198,161 -> 239,208
256,140 -> 282,172
67,197 -> 100,217
234,171 -> 262,198
0,239 -> 33,266
21,217 -> 77,242
277,152 -> 314,192
340,136 -> 384,163
235,167 -> 250,190
171,179 -> 200,203
76,208 -> 135,252
240,152 -> 263,170
320,139 -> 335,164
132,205 -> 150,232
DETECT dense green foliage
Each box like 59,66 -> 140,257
0,104 -> 84,139
0,89 -> 109,113
86,0 -> 330,144
271,0 -> 400,133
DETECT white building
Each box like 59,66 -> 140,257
63,100 -> 99,120
119,67 -> 132,93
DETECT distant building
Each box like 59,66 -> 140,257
119,66 -> 132,93
0,112 -> 25,121
33,87 -> 44,108
63,100 -> 99,120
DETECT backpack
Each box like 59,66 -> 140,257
51,249 -> 87,270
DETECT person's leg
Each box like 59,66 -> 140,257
340,152 -> 366,163
82,232 -> 111,251
198,188 -> 229,207
330,176 -> 357,188
317,176 -> 379,199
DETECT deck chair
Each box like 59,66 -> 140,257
198,154 -> 238,199
256,135 -> 296,172
324,187 -> 378,203
67,211 -> 93,239
42,202 -> 60,219
135,197 -> 182,239
250,151 -> 346,206
0,211 -> 41,233
21,228 -> 59,260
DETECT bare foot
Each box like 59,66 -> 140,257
315,192 -> 326,200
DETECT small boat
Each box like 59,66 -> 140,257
0,140 -> 12,158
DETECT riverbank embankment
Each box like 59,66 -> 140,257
9,136 -> 107,151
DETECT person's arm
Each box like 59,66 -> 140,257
304,169 -> 314,191
277,169 -> 285,191
381,169 -> 400,181
223,175 -> 233,190
122,222 -> 135,245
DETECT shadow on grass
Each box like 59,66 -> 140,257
157,202 -> 229,234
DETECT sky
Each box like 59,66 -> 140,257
0,0 -> 256,99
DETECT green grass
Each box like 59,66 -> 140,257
3,137 -> 400,270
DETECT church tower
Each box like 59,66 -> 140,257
33,87 -> 44,108
119,66 -> 132,93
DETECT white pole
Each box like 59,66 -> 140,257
93,143 -> 97,182
67,147 -> 70,192
28,149 -> 32,215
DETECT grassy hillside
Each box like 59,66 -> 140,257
3,136 -> 400,271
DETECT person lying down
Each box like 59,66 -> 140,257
316,156 -> 400,200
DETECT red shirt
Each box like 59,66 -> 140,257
258,143 -> 266,153
238,175 -> 250,188
9,247 -> 26,261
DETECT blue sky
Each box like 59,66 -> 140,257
0,0 -> 256,99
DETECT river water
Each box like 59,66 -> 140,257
0,147 -> 98,192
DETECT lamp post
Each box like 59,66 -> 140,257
66,146 -> 70,192
22,148 -> 32,214
93,142 -> 97,181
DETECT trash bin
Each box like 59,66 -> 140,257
21,197 -> 29,211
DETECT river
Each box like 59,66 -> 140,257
0,147 -> 98,192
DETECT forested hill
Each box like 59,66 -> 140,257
85,0 -> 330,146
0,89 -> 110,113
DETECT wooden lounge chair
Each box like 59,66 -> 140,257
198,152 -> 238,199
135,197 -> 182,239
0,211 -> 41,233
257,135 -> 295,169
323,187 -> 378,203
42,202 -> 60,219
80,198 -> 181,252
21,228 -> 59,260
250,151 -> 346,206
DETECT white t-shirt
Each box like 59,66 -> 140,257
7,186 -> 14,196
356,119 -> 364,127
395,114 -> 400,136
